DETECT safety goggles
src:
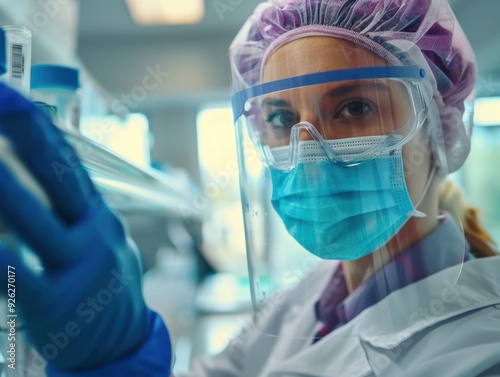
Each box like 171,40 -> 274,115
232,65 -> 430,171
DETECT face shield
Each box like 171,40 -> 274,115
231,37 -> 466,340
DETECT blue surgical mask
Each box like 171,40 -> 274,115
270,138 -> 423,260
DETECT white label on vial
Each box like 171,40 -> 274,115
9,43 -> 24,88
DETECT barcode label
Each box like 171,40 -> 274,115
10,43 -> 24,86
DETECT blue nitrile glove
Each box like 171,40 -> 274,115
0,83 -> 170,372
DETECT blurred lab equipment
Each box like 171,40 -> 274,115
459,96 -> 500,245
0,25 -> 52,221
0,26 -> 31,96
80,113 -> 151,167
30,64 -> 81,130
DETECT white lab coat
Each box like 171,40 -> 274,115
181,255 -> 500,377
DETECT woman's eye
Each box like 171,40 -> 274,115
336,99 -> 373,119
265,110 -> 298,129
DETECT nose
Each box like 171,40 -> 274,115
298,128 -> 315,141
297,114 -> 322,142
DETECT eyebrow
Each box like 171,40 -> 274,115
324,81 -> 390,99
260,81 -> 391,109
261,98 -> 292,108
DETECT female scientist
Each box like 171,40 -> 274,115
0,0 -> 499,376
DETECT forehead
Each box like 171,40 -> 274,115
262,36 -> 388,83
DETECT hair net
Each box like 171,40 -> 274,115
229,0 -> 478,172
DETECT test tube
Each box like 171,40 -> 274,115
1,26 -> 32,96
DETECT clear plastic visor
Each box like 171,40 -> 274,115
231,66 -> 465,343
232,66 -> 429,170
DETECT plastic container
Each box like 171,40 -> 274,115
31,64 -> 81,130
81,113 -> 151,167
0,26 -> 32,96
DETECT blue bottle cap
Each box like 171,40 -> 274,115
31,64 -> 80,91
0,28 -> 6,76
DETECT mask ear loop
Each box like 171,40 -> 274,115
407,164 -> 437,218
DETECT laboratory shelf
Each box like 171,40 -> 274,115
64,130 -> 205,220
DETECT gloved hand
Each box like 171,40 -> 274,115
0,83 -> 150,371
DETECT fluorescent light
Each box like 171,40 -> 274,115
126,0 -> 204,25
474,97 -> 500,126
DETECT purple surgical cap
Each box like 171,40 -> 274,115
229,0 -> 478,172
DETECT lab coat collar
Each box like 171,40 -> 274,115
268,256 -> 500,377
357,255 -> 500,348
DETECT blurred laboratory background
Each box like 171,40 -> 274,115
0,0 -> 499,374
